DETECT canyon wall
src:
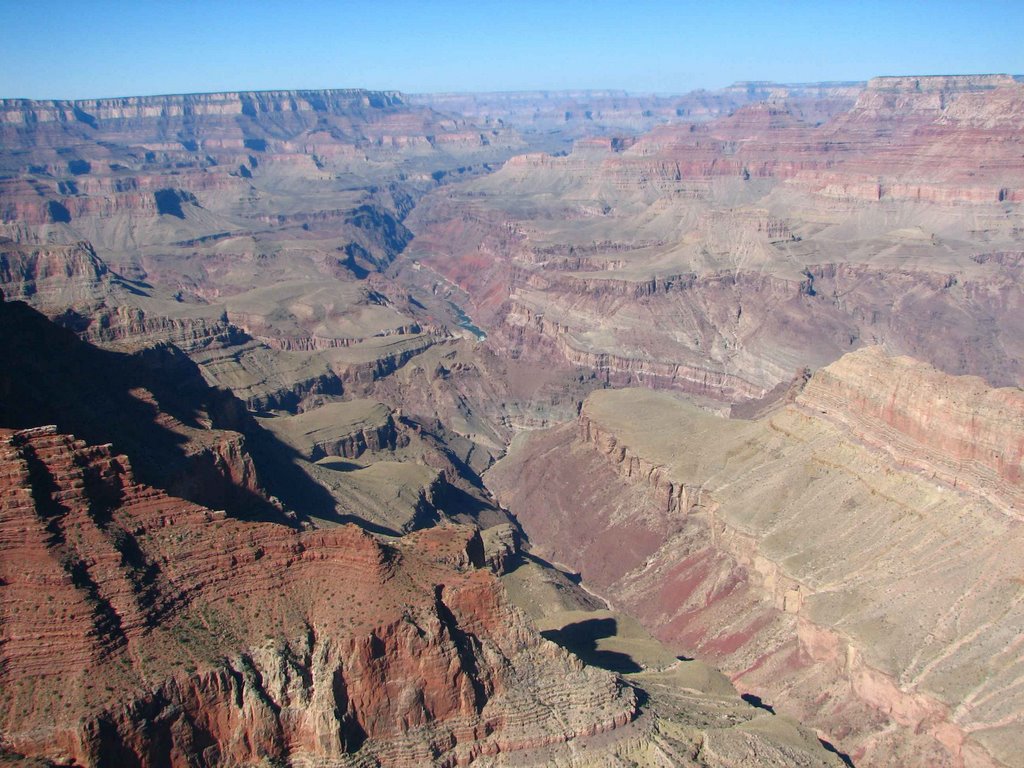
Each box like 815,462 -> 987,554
488,347 -> 1024,767
3,75 -> 1023,765
0,425 -> 638,766
0,421 -> 850,767
798,347 -> 1024,513
405,75 -> 1024,399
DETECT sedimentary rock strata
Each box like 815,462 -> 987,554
406,75 -> 1024,398
0,294 -> 272,517
797,347 -> 1024,514
259,400 -> 401,460
0,425 -> 638,766
3,74 -> 1023,766
488,348 -> 1024,767
0,423 -> 849,767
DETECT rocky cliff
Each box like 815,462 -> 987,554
404,75 -> 1024,399
0,84 -> 528,317
3,75 -> 1022,765
0,294 -> 276,518
487,348 -> 1024,768
0,89 -> 423,149
0,237 -> 244,351
0,83 -> 540,488
0,422 -> 851,767
797,347 -> 1024,514
0,425 -> 638,767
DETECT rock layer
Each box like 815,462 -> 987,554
405,75 -> 1024,398
0,426 -> 637,767
487,348 -> 1024,767
797,347 -> 1024,514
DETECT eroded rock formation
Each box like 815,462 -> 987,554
0,421 -> 852,767
405,74 -> 1024,398
4,75 -> 1023,766
488,347 -> 1024,767
798,347 -> 1024,513
0,425 -> 638,766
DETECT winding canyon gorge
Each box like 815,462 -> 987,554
1,75 -> 1023,768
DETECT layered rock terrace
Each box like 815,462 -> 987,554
488,348 -> 1024,767
406,74 -> 1024,399
0,425 -> 637,766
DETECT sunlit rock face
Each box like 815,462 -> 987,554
0,423 -> 640,767
407,75 -> 1024,401
489,347 -> 1024,768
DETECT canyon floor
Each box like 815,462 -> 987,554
1,77 -> 1022,767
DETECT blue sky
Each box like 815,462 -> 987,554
1,0 -> 1022,99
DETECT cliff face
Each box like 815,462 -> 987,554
5,75 -> 1024,766
409,220 -> 1024,398
0,84 -> 535,478
487,348 -> 1024,768
0,295 -> 275,517
0,89 -> 411,148
0,425 -> 637,767
0,238 -> 246,352
405,75 -> 1024,399
797,347 -> 1024,512
847,75 -> 1018,122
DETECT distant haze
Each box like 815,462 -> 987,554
1,0 -> 1023,99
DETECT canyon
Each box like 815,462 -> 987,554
487,349 -> 1024,768
406,75 -> 1024,398
0,75 -> 1022,767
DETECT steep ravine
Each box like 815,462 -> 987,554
486,348 -> 1024,768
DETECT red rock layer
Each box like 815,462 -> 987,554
488,353 -> 1024,767
0,426 -> 635,767
796,346 -> 1024,514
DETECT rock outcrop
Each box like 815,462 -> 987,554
0,237 -> 244,352
405,74 -> 1024,399
488,348 -> 1024,768
0,294 -> 273,516
258,400 -> 402,460
0,425 -> 638,767
797,347 -> 1024,514
0,423 -> 849,767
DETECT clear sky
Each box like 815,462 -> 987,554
2,0 -> 1022,100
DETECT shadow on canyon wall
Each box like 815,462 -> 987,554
0,298 -> 338,527
540,617 -> 643,674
